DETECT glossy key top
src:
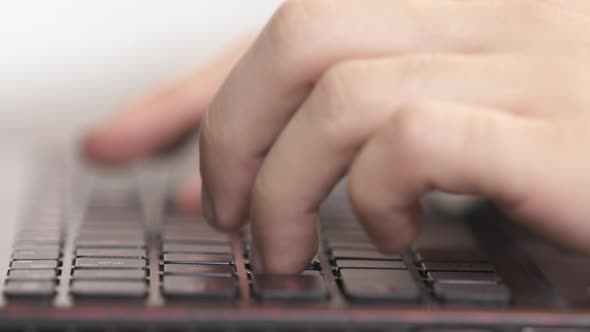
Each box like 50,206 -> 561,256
340,269 -> 419,302
414,249 -> 486,263
427,271 -> 501,284
163,264 -> 235,277
252,274 -> 328,302
4,281 -> 56,298
163,253 -> 233,265
162,275 -> 238,300
74,258 -> 146,269
433,282 -> 511,305
11,260 -> 58,270
421,262 -> 495,273
12,249 -> 60,260
336,260 -> 406,270
162,243 -> 232,254
70,280 -> 148,298
76,239 -> 146,248
75,248 -> 147,258
331,249 -> 401,261
72,269 -> 146,280
162,232 -> 229,244
8,269 -> 57,281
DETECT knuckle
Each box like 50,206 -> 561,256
312,61 -> 370,146
265,0 -> 336,64
391,54 -> 442,86
388,103 -> 440,163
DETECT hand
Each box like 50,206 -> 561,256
83,37 -> 252,213
199,0 -> 590,273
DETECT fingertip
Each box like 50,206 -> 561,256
371,208 -> 423,254
82,124 -> 138,165
251,222 -> 319,274
176,177 -> 203,215
201,184 -> 247,233
347,174 -> 422,254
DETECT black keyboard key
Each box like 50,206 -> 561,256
163,253 -> 233,265
17,231 -> 62,239
337,260 -> 406,270
12,249 -> 60,260
4,281 -> 56,298
76,248 -> 146,258
433,282 -> 510,305
162,232 -> 229,243
307,254 -> 321,270
331,249 -> 401,261
76,239 -> 146,248
413,221 -> 482,251
11,260 -> 58,270
72,269 -> 146,280
70,280 -> 147,298
162,276 -> 238,300
81,223 -> 144,231
162,243 -> 232,254
13,244 -> 60,252
421,262 -> 495,272
14,240 -> 61,247
164,264 -> 235,277
340,269 -> 419,302
77,228 -> 143,235
414,249 -> 486,263
8,269 -> 57,281
77,233 -> 146,242
74,258 -> 146,269
427,271 -> 501,284
252,274 -> 328,302
14,234 -> 61,242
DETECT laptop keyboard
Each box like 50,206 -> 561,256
2,170 -> 520,309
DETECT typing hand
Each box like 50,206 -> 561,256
83,38 -> 252,213
198,1 -> 590,273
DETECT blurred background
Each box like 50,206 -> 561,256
0,0 -> 283,140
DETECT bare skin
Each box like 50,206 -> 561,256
85,0 -> 590,274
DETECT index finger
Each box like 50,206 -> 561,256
84,36 -> 251,164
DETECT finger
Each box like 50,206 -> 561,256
84,36 -> 252,165
249,54 -> 560,273
200,0 -> 551,230
175,174 -> 203,215
347,101 -> 545,253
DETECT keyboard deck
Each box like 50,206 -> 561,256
2,161 -> 590,331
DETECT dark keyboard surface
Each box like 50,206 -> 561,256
3,164 -> 590,331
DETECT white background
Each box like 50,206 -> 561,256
0,1 -> 283,138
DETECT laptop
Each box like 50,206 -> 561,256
0,139 -> 588,332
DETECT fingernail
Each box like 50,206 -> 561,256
201,185 -> 215,225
